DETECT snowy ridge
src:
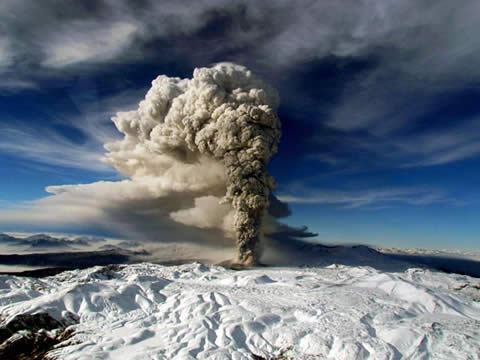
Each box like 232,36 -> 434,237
1,262 -> 480,359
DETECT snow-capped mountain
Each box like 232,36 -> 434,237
0,233 -> 101,250
1,260 -> 479,359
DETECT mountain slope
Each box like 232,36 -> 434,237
1,261 -> 479,359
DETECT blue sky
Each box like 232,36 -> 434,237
1,0 -> 480,250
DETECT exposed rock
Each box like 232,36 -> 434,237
0,312 -> 77,360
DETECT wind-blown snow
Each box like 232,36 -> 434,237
1,262 -> 479,359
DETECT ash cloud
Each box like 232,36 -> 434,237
1,64 -> 298,264
104,63 -> 281,265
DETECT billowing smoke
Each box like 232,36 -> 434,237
104,63 -> 281,265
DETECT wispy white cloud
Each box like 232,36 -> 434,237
0,125 -> 111,172
0,37 -> 13,67
311,116 -> 480,169
1,0 -> 479,171
53,82 -> 145,146
0,78 -> 38,91
1,0 -> 477,75
408,142 -> 480,167
0,86 -> 143,173
278,187 -> 448,208
307,153 -> 347,166
397,120 -> 480,167
42,21 -> 137,68
0,0 -> 246,78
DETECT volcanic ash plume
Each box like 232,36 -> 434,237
104,63 -> 281,265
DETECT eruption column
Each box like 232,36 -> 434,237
104,63 -> 281,265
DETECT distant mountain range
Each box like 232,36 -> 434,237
0,233 -> 105,249
0,233 -> 150,270
0,248 -> 148,269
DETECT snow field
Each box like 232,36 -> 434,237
0,262 -> 479,359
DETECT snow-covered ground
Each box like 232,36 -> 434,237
1,261 -> 479,359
